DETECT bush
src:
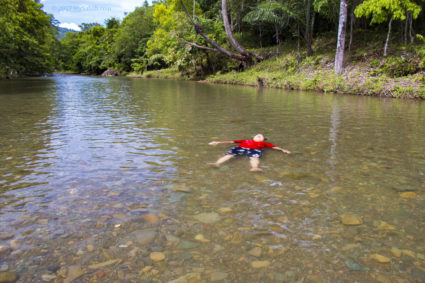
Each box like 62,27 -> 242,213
379,56 -> 419,77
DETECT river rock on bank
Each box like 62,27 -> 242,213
101,69 -> 120,76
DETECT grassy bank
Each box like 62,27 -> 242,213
125,35 -> 425,99
128,67 -> 186,80
206,38 -> 425,99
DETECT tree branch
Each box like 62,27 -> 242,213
221,0 -> 263,60
177,37 -> 218,52
179,0 -> 246,60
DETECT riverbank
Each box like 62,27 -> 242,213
129,38 -> 425,99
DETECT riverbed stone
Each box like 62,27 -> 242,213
177,240 -> 199,250
248,247 -> 262,257
400,192 -> 417,199
63,265 -> 85,283
88,259 -> 121,269
345,259 -> 369,271
340,214 -> 363,225
251,260 -> 270,268
143,214 -> 159,223
120,228 -> 157,246
391,248 -> 402,257
150,252 -> 165,262
0,246 -> 11,257
210,271 -> 228,281
370,254 -> 391,263
0,234 -> 13,240
193,212 -> 220,224
41,274 -> 57,281
0,271 -> 17,283
168,272 -> 201,283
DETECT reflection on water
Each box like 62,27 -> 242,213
0,75 -> 424,282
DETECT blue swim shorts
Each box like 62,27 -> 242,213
226,147 -> 263,158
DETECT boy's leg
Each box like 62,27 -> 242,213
208,154 -> 234,167
249,157 -> 262,172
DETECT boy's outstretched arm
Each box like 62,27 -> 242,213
209,141 -> 235,146
272,146 -> 291,154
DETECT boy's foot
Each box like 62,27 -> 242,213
250,168 -> 263,172
207,163 -> 219,167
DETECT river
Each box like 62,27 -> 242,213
0,75 -> 424,282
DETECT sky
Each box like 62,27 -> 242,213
41,0 -> 151,31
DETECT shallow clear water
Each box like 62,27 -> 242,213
0,75 -> 424,282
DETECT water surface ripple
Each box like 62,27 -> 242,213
0,75 -> 424,282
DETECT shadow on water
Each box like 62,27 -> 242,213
0,75 -> 424,282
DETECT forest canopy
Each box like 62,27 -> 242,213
1,0 -> 424,78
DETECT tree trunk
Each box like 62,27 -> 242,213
179,0 -> 245,60
334,0 -> 348,75
409,12 -> 415,43
305,0 -> 313,56
297,23 -> 301,55
348,8 -> 354,52
404,15 -> 408,44
222,0 -> 247,55
384,16 -> 393,57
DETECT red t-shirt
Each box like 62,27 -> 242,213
234,140 -> 275,150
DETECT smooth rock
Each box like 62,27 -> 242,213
218,207 -> 232,213
41,274 -> 57,281
0,271 -> 17,283
177,240 -> 199,250
210,271 -> 228,281
392,186 -> 417,192
345,259 -> 369,271
401,249 -> 416,258
400,192 -> 417,199
370,254 -> 391,263
150,252 -> 165,262
0,234 -> 13,240
120,229 -> 156,246
88,259 -> 121,269
248,247 -> 262,257
193,212 -> 220,224
251,260 -> 270,268
143,214 -> 159,223
391,248 -> 402,258
340,214 -> 363,225
378,222 -> 395,231
87,245 -> 94,252
166,234 -> 180,243
168,272 -> 201,283
0,246 -> 11,257
0,265 -> 8,272
171,186 -> 191,193
194,234 -> 209,242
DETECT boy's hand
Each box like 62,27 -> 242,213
282,149 -> 291,154
209,141 -> 220,146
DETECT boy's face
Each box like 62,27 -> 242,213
253,134 -> 264,142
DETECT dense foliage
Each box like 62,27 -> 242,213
0,0 -> 58,78
1,0 -> 424,78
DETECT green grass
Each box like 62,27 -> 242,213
205,36 -> 425,99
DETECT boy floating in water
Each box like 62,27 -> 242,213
208,134 -> 290,172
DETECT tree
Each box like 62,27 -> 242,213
0,0 -> 58,77
113,6 -> 156,71
179,0 -> 264,62
354,0 -> 422,56
243,1 -> 294,49
334,0 -> 348,75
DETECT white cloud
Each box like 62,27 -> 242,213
42,0 -> 150,26
59,22 -> 82,31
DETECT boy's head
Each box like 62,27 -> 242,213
253,134 -> 265,142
